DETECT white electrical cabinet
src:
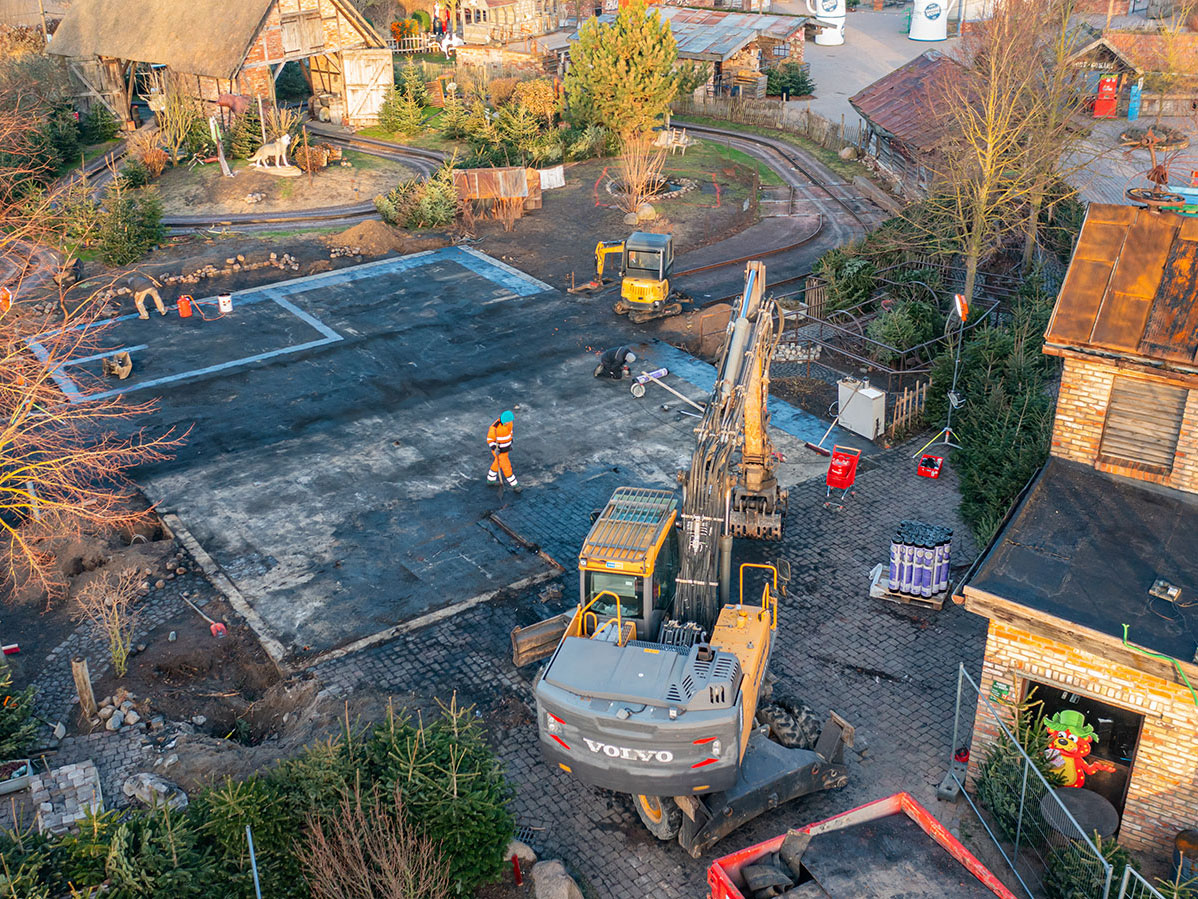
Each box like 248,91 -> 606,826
838,378 -> 886,441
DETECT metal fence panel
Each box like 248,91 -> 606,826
949,664 -> 1114,899
1118,868 -> 1168,899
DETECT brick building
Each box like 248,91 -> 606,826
48,0 -> 390,128
958,203 -> 1198,858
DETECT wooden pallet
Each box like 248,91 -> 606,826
868,564 -> 945,611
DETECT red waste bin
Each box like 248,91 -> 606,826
826,445 -> 861,501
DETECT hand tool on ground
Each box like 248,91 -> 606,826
182,595 -> 227,638
491,447 -> 505,501
632,368 -> 706,413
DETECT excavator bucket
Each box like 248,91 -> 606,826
510,612 -> 571,667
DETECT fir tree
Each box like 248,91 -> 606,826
378,88 -> 424,136
0,662 -> 35,759
399,62 -> 428,106
230,108 -> 263,159
564,0 -> 679,138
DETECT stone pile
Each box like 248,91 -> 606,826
95,687 -> 146,733
122,772 -> 188,811
773,340 -> 820,363
29,760 -> 104,834
329,244 -> 364,259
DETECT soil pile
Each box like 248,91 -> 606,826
323,221 -> 449,257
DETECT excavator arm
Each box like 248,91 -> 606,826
675,261 -> 788,631
595,240 -> 625,283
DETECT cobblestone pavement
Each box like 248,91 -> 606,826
317,439 -> 989,898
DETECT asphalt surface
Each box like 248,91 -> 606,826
92,247 -> 860,663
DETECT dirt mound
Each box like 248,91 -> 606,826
323,221 -> 449,257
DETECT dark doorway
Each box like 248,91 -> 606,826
1027,680 -> 1144,816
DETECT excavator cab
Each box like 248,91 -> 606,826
615,232 -> 683,324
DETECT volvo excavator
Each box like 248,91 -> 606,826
513,262 -> 853,857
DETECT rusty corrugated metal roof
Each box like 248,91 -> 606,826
848,51 -> 964,153
583,8 -> 803,62
453,167 -> 529,201
1046,204 -> 1198,371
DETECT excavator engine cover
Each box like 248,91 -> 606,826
535,638 -> 745,795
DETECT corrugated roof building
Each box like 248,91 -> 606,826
958,201 -> 1198,861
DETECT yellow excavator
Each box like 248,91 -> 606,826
513,262 -> 851,856
575,232 -> 684,324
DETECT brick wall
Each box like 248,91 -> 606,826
968,618 -> 1198,856
238,0 -> 378,98
1050,356 -> 1198,495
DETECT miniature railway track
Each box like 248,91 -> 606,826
674,121 -> 872,236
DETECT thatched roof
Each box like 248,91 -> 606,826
49,0 -> 272,79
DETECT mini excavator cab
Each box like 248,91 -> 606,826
620,231 -> 674,312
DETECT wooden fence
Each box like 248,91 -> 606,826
672,96 -> 865,154
386,34 -> 438,54
887,380 -> 928,439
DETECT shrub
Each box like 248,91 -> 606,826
489,76 -> 520,106
97,183 -> 164,266
815,250 -> 876,313
378,87 -> 424,136
513,77 -> 558,124
80,105 -> 120,144
0,662 -> 35,759
367,698 -> 512,892
765,62 -> 815,98
410,9 -> 431,31
390,19 -> 418,39
118,159 -> 151,189
563,123 -> 606,161
275,61 -> 310,104
975,690 -> 1062,845
42,106 -> 81,168
1044,834 -> 1137,899
438,91 -> 469,139
230,108 -> 264,159
375,159 -> 458,229
398,61 -> 428,106
927,280 -> 1057,542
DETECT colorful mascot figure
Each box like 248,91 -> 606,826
1044,709 -> 1116,788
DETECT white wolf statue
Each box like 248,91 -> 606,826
249,133 -> 292,168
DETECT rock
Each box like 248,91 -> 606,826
149,715 -> 165,729
176,567 -> 186,575
507,838 -> 537,865
98,706 -> 115,720
106,710 -> 124,731
99,696 -> 113,708
122,772 -> 188,811
124,710 -> 140,726
531,860 -> 583,899
168,631 -> 177,642
135,643 -> 146,654
838,145 -> 859,160
623,212 -> 640,226
191,715 -> 206,726
636,202 -> 656,222
155,579 -> 165,589
120,700 -> 133,712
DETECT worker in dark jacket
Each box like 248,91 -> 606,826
593,346 -> 637,380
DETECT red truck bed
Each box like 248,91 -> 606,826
708,793 -> 1017,899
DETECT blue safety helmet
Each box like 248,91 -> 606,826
500,410 -> 514,424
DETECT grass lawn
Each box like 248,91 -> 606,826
359,120 -> 461,154
672,113 -> 869,181
665,140 -> 785,188
82,140 -> 121,164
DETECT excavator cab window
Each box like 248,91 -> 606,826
586,571 -> 643,621
652,530 -> 679,611
624,249 -> 664,281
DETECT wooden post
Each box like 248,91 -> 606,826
257,96 -> 267,145
72,657 -> 98,720
303,125 -> 313,185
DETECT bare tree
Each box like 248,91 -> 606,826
616,131 -> 667,216
303,784 -> 452,899
73,569 -> 142,677
154,73 -> 203,164
0,107 -> 183,603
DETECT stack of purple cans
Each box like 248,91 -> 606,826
887,520 -> 952,598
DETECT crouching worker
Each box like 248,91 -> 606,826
593,345 -> 637,380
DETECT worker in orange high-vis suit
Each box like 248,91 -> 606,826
486,409 -> 522,493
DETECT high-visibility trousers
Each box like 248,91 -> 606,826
488,450 -> 518,485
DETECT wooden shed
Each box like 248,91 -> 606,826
48,0 -> 391,128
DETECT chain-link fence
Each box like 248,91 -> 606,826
947,664 -> 1115,899
1117,868 -> 1168,899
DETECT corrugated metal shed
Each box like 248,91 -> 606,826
848,51 -> 964,153
453,166 -> 529,201
1046,204 -> 1198,371
585,8 -> 803,62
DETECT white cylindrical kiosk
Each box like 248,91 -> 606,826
909,0 -> 955,41
807,0 -> 846,45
